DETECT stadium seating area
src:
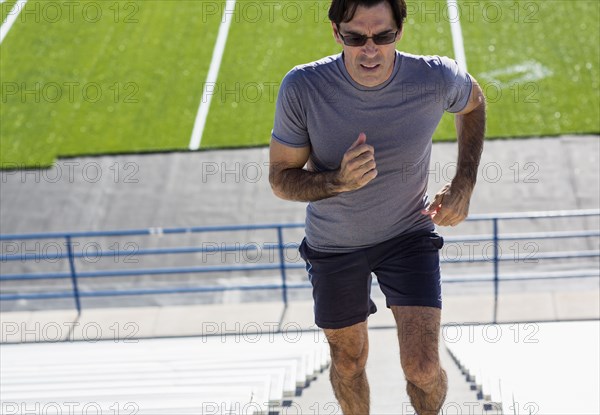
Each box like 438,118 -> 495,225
446,321 -> 600,414
0,331 -> 330,414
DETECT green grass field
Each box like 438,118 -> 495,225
462,0 -> 600,138
1,1 -> 19,23
1,0 -> 598,167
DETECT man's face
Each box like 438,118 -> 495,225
332,2 -> 402,87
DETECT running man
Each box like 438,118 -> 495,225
269,0 -> 485,413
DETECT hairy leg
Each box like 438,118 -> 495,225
324,321 -> 370,415
392,306 -> 447,415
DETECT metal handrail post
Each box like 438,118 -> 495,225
277,226 -> 288,307
65,236 -> 82,315
493,218 -> 499,324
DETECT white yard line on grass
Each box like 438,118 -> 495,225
189,0 -> 237,151
446,0 -> 467,73
0,0 -> 27,45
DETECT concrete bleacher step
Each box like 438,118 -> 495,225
0,332 -> 331,414
1,369 -> 286,405
2,392 -> 263,415
445,321 -> 600,414
2,354 -> 309,390
1,374 -> 276,404
2,358 -> 299,398
1,334 -> 329,387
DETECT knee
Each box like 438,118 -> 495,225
325,323 -> 369,381
330,343 -> 368,380
403,361 -> 442,389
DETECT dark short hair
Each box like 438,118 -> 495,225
328,0 -> 407,30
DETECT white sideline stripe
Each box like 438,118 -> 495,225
188,0 -> 236,150
0,0 -> 27,45
446,0 -> 467,73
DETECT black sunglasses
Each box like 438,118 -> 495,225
337,27 -> 398,47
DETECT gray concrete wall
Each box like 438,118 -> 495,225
1,135 -> 598,233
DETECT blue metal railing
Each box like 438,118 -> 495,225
1,209 -> 599,323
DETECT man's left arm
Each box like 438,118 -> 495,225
424,74 -> 486,226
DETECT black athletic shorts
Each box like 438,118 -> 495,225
298,230 -> 444,329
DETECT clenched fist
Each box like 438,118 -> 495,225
336,133 -> 377,192
422,180 -> 473,226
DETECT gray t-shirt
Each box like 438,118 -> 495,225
272,51 -> 472,252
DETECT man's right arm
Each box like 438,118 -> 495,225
269,133 -> 377,202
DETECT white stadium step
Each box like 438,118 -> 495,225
3,393 -> 262,415
0,331 -> 331,414
445,320 -> 599,414
1,369 -> 287,405
2,358 -> 299,398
